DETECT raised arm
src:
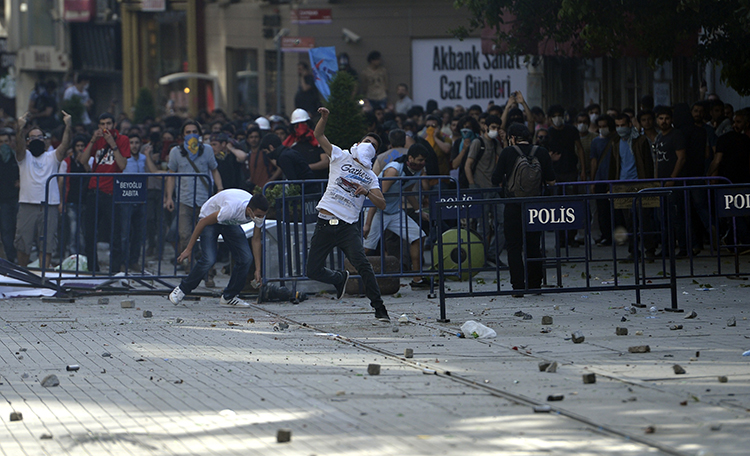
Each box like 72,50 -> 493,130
314,107 -> 333,156
54,111 -> 72,162
15,113 -> 31,162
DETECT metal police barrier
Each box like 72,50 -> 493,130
260,176 -> 459,294
39,172 -> 209,291
435,191 -> 677,323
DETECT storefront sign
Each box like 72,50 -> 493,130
525,201 -> 585,231
141,0 -> 166,12
63,0 -> 95,22
412,38 -> 527,108
281,37 -> 315,53
291,9 -> 332,24
16,47 -> 69,72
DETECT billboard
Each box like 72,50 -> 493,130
411,38 -> 527,109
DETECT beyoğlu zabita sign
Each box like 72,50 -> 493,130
411,38 -> 528,109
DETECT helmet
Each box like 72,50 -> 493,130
290,108 -> 310,124
255,117 -> 271,130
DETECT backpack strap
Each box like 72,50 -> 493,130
529,145 -> 539,157
512,145 -> 523,157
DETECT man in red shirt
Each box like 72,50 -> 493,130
78,112 -> 131,272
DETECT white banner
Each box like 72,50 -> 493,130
411,38 -> 527,110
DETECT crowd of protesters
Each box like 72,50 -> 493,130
1,63 -> 749,283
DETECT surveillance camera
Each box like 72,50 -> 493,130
342,28 -> 361,44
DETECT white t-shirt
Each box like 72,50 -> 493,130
199,188 -> 254,225
18,149 -> 61,205
316,145 -> 379,224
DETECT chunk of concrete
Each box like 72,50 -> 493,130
538,361 -> 551,372
98,298 -> 109,305
727,317 -> 736,327
143,310 -> 153,318
718,376 -> 728,383
582,373 -> 596,384
276,429 -> 292,443
41,375 -> 59,387
628,345 -> 651,353
367,364 -> 380,375
616,327 -> 628,336
121,299 -> 135,309
673,364 -> 686,375
10,412 -> 22,421
571,331 -> 585,343
545,361 -> 558,373
684,310 -> 697,319
541,316 -> 553,325
404,348 -> 414,358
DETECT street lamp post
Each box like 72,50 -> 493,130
273,28 -> 290,115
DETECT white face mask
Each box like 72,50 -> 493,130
576,123 -> 588,133
487,130 -> 498,139
253,215 -> 265,226
351,142 -> 376,170
551,116 -> 564,127
599,127 -> 610,137
616,126 -> 631,138
589,113 -> 598,123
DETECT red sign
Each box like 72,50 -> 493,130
63,0 -> 95,22
281,37 -> 315,53
141,0 -> 166,12
291,9 -> 332,24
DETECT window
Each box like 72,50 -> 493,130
228,48 -> 259,114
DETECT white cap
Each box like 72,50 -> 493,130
290,108 -> 310,124
255,117 -> 271,130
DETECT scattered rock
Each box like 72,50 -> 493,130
143,310 -> 153,318
538,361 -> 551,372
718,376 -> 728,383
102,352 -> 111,358
571,331 -> 585,344
635,330 -> 644,336
541,316 -> 553,325
522,313 -> 532,320
66,365 -> 79,372
669,324 -> 683,330
404,348 -> 414,358
10,412 -> 22,421
680,400 -> 688,406
98,298 -> 109,305
628,307 -> 637,314
41,375 -> 59,387
547,394 -> 564,401
533,405 -> 551,413
398,314 -> 409,324
175,318 -> 184,324
616,327 -> 628,336
695,351 -> 700,358
276,429 -> 292,443
628,345 -> 651,353
367,364 -> 381,375
120,299 -> 135,309
392,326 -> 399,333
685,311 -> 697,319
645,425 -> 656,434
513,311 -> 525,317
710,424 -> 722,431
545,361 -> 558,373
727,317 -> 736,327
673,364 -> 686,375
621,316 -> 628,322
582,373 -> 596,384
40,433 -> 53,439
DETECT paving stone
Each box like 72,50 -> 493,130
571,331 -> 585,343
545,361 -> 558,373
628,345 -> 651,353
143,310 -> 153,318
404,348 -> 413,358
541,316 -> 553,325
673,364 -> 686,375
10,412 -> 22,421
616,327 -> 628,336
41,374 -> 59,387
718,376 -> 728,383
276,429 -> 292,443
121,299 -> 135,308
582,373 -> 597,384
547,394 -> 564,401
538,361 -> 551,372
367,364 -> 381,375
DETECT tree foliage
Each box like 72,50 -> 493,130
452,0 -> 750,96
324,71 -> 365,150
134,88 -> 156,124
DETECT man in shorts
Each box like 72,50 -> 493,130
15,110 -> 72,269
169,189 -> 269,307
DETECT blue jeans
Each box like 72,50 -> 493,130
179,223 -> 252,299
0,201 -> 18,263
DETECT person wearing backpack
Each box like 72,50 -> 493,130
492,123 -> 555,297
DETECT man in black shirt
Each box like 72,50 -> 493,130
492,123 -> 556,296
653,106 -> 688,256
259,134 -> 317,194
0,128 -> 19,263
546,104 -> 585,247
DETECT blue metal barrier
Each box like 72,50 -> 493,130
435,191 -> 678,322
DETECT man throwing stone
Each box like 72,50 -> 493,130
309,107 -> 390,322
169,189 -> 269,307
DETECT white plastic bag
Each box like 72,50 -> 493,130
55,254 -> 88,272
460,320 -> 497,339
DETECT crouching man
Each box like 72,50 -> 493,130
169,189 -> 269,307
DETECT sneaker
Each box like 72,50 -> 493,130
335,270 -> 350,300
169,286 -> 185,305
374,305 -> 390,322
220,295 -> 251,307
409,279 -> 430,289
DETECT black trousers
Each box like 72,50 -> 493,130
307,217 -> 383,307
504,203 -> 543,290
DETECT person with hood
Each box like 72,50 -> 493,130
15,110 -> 72,269
285,108 -> 329,180
308,106 -> 390,322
